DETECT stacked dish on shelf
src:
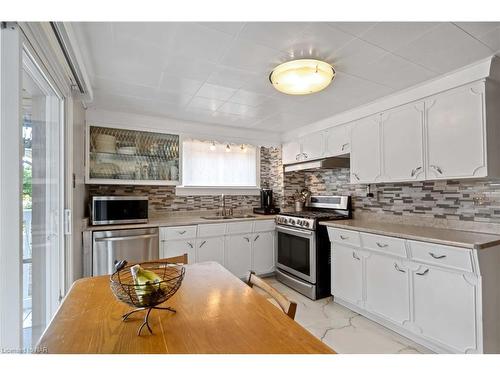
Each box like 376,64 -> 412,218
94,134 -> 116,153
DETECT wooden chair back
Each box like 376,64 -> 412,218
247,271 -> 297,320
157,253 -> 188,265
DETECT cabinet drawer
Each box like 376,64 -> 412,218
161,225 -> 197,241
226,221 -> 254,234
327,228 -> 361,247
409,240 -> 474,272
254,219 -> 275,232
360,232 -> 407,258
197,223 -> 226,238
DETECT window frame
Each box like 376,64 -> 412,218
176,141 -> 261,196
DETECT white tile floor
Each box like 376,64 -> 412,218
262,277 -> 433,354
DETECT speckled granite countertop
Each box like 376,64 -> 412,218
84,213 -> 277,232
321,219 -> 500,250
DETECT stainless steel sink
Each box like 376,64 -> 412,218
200,215 -> 256,220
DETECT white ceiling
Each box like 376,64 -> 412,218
74,22 -> 500,133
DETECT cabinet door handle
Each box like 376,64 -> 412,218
410,166 -> 422,177
430,165 -> 443,174
160,239 -> 166,242
352,173 -> 360,181
416,268 -> 429,276
352,252 -> 360,260
394,263 -> 406,273
340,235 -> 349,240
187,242 -> 193,248
199,240 -> 207,248
177,230 -> 187,235
341,143 -> 349,151
244,237 -> 250,242
254,235 -> 260,242
376,242 -> 388,248
429,252 -> 446,259
295,154 -> 300,161
302,152 -> 308,159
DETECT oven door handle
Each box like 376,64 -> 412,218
276,225 -> 314,237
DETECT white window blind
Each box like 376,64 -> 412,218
182,139 -> 258,187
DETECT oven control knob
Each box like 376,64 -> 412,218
289,219 -> 295,225
304,221 -> 310,228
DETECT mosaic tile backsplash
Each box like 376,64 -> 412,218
88,145 -> 500,227
285,168 -> 500,225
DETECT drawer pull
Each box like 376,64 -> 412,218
187,242 -> 193,249
199,240 -> 207,248
376,242 -> 388,248
177,230 -> 187,235
394,263 -> 406,273
429,252 -> 446,259
244,236 -> 250,242
340,235 -> 349,240
352,252 -> 360,261
254,235 -> 260,242
416,269 -> 429,276
160,239 -> 166,242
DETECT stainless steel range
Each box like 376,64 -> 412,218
275,195 -> 351,300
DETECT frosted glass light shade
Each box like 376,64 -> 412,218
269,59 -> 335,95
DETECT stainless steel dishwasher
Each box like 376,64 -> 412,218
92,227 -> 159,276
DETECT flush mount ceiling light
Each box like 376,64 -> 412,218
269,59 -> 335,95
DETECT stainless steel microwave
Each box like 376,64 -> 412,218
91,196 -> 148,225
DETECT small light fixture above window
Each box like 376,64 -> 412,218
225,144 -> 231,152
269,59 -> 335,95
209,141 -> 216,151
240,144 -> 246,152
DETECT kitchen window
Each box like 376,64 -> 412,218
176,139 -> 260,196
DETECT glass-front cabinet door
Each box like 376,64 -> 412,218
86,125 -> 181,185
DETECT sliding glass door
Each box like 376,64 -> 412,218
21,49 -> 64,348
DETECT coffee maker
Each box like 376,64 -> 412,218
253,188 -> 280,215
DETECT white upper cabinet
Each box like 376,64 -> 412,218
350,115 -> 381,183
425,82 -> 487,180
282,141 -> 302,165
282,132 -> 324,165
381,102 -> 425,182
300,131 -> 325,161
325,123 -> 351,156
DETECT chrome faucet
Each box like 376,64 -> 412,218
220,194 -> 233,217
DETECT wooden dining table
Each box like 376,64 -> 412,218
37,262 -> 334,354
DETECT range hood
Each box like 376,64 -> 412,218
284,156 -> 350,172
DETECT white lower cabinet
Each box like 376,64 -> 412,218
160,220 -> 276,279
331,244 -> 363,306
196,236 -> 224,264
225,233 -> 253,279
364,252 -> 410,325
327,227 -> 484,353
160,238 -> 195,263
252,231 -> 275,275
412,266 -> 478,353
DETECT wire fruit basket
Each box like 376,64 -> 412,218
110,260 -> 185,335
